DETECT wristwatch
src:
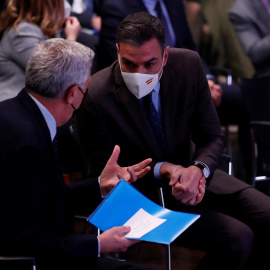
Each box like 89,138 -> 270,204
192,162 -> 210,179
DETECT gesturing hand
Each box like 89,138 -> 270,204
99,145 -> 152,196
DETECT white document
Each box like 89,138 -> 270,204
124,208 -> 167,239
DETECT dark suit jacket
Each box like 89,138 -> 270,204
77,48 -> 250,202
95,0 -> 196,71
0,89 -> 102,270
228,0 -> 270,78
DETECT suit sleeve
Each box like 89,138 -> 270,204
67,177 -> 102,215
189,52 -> 226,177
0,142 -> 98,266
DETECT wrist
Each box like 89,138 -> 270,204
192,161 -> 210,179
159,162 -> 172,178
66,35 -> 77,41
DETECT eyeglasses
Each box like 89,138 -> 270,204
71,86 -> 88,112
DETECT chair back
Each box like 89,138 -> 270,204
239,76 -> 270,188
239,76 -> 270,121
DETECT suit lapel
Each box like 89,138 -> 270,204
114,64 -> 164,158
17,89 -> 68,194
160,66 -> 177,156
17,89 -> 52,144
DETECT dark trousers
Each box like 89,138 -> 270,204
172,187 -> 270,270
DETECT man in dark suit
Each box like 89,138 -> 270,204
77,12 -> 270,270
94,0 -> 252,180
94,0 -> 222,106
0,38 -> 153,270
95,0 -> 196,66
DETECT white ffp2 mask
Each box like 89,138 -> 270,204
119,54 -> 164,99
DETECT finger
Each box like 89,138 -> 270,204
130,158 -> 152,171
194,193 -> 203,205
106,145 -> 120,165
199,184 -> 205,195
127,167 -> 137,182
194,186 -> 205,205
185,197 -> 197,206
199,177 -> 206,186
169,175 -> 180,186
174,182 -> 186,192
134,166 -> 151,179
118,226 -> 131,236
172,186 -> 186,200
180,193 -> 196,204
117,173 -> 123,180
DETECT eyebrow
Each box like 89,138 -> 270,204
121,57 -> 158,64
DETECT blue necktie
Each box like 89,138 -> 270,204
143,92 -> 169,157
155,1 -> 174,47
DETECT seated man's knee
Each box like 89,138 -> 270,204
228,224 -> 253,260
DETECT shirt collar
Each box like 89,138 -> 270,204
153,81 -> 160,93
28,93 -> 57,141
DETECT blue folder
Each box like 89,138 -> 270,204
88,180 -> 200,244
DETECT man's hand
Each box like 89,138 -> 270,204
160,163 -> 206,205
65,16 -> 81,41
208,79 -> 223,107
100,145 -> 152,196
98,226 -> 140,253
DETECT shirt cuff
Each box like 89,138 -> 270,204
154,162 -> 167,180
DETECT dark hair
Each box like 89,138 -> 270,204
117,12 -> 166,52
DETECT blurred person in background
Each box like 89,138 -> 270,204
66,0 -> 101,51
229,0 -> 270,78
0,0 -> 81,101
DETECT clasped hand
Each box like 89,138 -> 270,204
99,145 -> 152,196
160,163 -> 206,206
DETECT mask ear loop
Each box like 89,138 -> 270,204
158,51 -> 165,80
118,53 -> 124,73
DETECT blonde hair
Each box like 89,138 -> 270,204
0,0 -> 65,39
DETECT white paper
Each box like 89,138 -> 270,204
124,208 -> 167,239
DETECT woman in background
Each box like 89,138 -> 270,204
0,0 -> 81,101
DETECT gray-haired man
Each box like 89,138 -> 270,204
0,38 -> 153,270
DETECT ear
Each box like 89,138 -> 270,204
163,46 -> 170,67
64,85 -> 78,105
